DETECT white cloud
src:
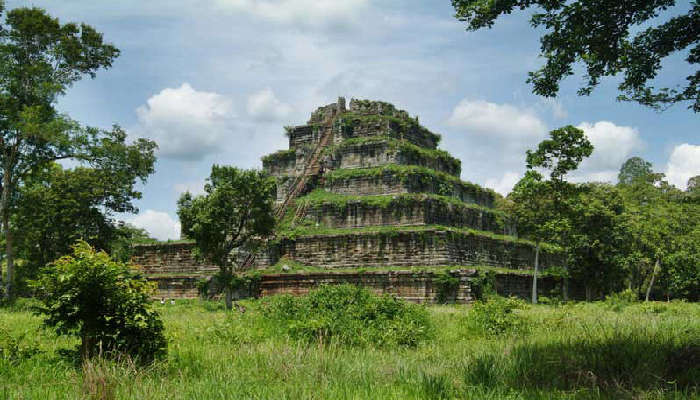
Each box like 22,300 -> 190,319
541,98 -> 568,119
215,0 -> 369,29
574,121 -> 644,183
485,171 -> 520,195
247,88 -> 293,121
665,144 -> 700,190
447,99 -> 546,138
134,83 -> 234,160
127,210 -> 181,241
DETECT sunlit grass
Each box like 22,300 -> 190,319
1,297 -> 698,399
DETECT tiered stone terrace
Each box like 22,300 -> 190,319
133,98 -> 564,302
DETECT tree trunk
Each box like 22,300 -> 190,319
225,286 -> 233,310
562,263 -> 569,302
645,257 -> 660,302
532,242 -> 540,304
1,172 -> 13,300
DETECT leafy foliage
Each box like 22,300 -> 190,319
618,156 -> 654,185
261,284 -> 432,347
468,296 -> 526,337
12,159 -> 156,292
177,165 -> 275,309
452,0 -> 700,112
434,271 -> 460,304
0,327 -> 40,364
0,5 -> 156,299
31,241 -> 166,361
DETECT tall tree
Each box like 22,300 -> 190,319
525,125 -> 593,299
0,6 -> 148,299
618,157 -> 654,185
452,0 -> 700,112
567,183 -> 628,297
508,170 -> 553,304
177,166 -> 276,310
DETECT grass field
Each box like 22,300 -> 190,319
1,296 -> 698,399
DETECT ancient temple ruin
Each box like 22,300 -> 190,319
133,98 -> 565,302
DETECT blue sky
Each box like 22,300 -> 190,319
8,0 -> 699,240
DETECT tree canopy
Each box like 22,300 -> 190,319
177,165 -> 276,309
0,5 -> 155,299
452,0 -> 700,112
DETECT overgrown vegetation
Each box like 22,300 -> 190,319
339,111 -> 442,146
1,297 -> 697,399
325,137 -> 461,175
260,285 -> 432,347
324,164 -> 496,204
31,241 -> 166,362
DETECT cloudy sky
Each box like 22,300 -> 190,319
9,0 -> 698,240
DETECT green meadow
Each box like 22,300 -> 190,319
1,296 -> 698,400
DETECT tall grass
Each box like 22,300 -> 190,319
1,296 -> 697,399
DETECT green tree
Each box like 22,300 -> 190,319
32,241 -> 166,361
525,125 -> 593,300
12,162 -> 155,291
618,174 -> 681,300
177,165 -> 276,310
508,170 -> 553,304
664,225 -> 699,301
618,157 -> 654,185
688,175 -> 700,193
452,0 -> 700,112
0,6 -> 156,299
567,183 -> 628,298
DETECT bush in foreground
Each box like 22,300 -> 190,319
32,241 -> 166,362
261,284 -> 432,347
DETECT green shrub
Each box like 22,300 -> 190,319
604,288 -> 638,311
434,272 -> 459,304
32,241 -> 167,362
261,284 -> 432,347
469,296 -> 526,336
0,327 -> 40,364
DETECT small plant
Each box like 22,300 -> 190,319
469,296 -> 526,336
604,288 -> 638,311
434,272 -> 459,304
31,241 -> 167,362
0,327 -> 40,364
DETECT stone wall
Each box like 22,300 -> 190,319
260,269 -> 474,303
147,270 -> 585,301
329,140 -> 460,177
306,198 -> 511,234
324,174 -> 494,208
133,230 -> 559,276
131,242 -> 217,275
274,230 -> 561,270
340,117 -> 438,150
149,269 -> 475,303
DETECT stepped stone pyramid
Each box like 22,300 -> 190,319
255,98 -> 560,270
133,98 -> 563,301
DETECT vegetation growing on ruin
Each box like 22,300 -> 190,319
302,189 -> 501,216
274,222 -> 560,254
324,165 -> 496,204
261,148 -> 296,165
325,137 -> 461,175
2,297 -> 697,399
339,111 -> 442,147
